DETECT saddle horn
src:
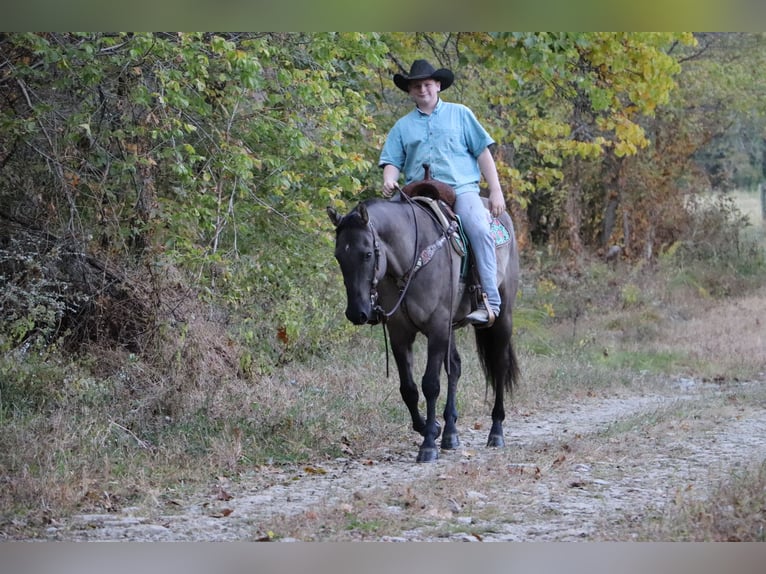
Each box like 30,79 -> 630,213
400,164 -> 456,207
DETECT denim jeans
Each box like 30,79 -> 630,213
454,191 -> 501,313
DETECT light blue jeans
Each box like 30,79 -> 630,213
454,191 -> 501,313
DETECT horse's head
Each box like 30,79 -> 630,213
327,203 -> 383,325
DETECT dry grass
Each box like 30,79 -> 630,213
2,191 -> 765,539
645,460 -> 766,541
653,287 -> 766,380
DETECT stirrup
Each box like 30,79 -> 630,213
466,293 -> 496,327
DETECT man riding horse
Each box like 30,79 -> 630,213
379,59 -> 508,327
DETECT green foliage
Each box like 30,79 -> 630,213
453,32 -> 692,193
596,347 -> 682,374
2,31 -> 763,396
1,32 -> 391,361
0,237 -> 80,353
620,283 -> 642,308
0,352 -> 65,414
5,34 -> 766,538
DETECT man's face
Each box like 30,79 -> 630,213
408,79 -> 440,109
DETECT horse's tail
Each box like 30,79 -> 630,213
473,310 -> 520,397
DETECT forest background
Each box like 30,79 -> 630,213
1,32 -> 766,533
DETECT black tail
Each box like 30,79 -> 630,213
474,310 -> 520,397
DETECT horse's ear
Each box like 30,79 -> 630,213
327,206 -> 342,227
358,203 -> 369,225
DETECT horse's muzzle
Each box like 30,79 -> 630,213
345,308 -> 370,325
345,306 -> 381,326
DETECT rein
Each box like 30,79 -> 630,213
369,192 -> 419,377
370,192 -> 420,323
370,192 -> 458,378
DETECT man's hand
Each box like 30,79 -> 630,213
382,180 -> 399,198
382,164 -> 401,198
488,187 -> 506,219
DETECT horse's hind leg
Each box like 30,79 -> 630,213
487,385 -> 506,448
441,340 -> 461,451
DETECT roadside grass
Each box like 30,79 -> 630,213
1,190 -> 765,540
631,460 -> 766,541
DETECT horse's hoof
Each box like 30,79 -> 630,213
416,447 -> 439,463
487,434 -> 505,448
441,433 -> 460,450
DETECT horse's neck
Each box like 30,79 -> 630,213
370,203 -> 420,279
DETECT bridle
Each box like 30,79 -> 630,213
364,193 -> 459,377
367,193 -> 420,325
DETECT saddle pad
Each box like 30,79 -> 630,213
490,218 -> 512,247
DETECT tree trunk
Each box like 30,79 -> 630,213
565,158 -> 584,255
622,210 -> 632,258
601,154 -> 625,248
761,138 -> 766,220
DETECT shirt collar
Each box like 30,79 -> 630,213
415,98 -> 443,116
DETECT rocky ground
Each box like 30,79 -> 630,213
42,375 -> 766,541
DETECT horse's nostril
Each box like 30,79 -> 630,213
346,310 -> 367,325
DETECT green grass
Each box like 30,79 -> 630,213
595,348 -> 686,374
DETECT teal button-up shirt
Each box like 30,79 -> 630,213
379,99 -> 495,194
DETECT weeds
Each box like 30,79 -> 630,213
2,191 -> 766,540
632,459 -> 766,541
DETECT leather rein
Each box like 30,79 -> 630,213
369,192 -> 420,324
366,192 -> 459,377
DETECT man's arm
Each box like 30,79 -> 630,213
477,147 -> 506,218
382,164 -> 401,197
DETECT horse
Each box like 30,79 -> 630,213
327,192 -> 520,463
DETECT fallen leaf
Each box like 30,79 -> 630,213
304,465 -> 327,475
216,487 -> 233,501
210,508 -> 233,518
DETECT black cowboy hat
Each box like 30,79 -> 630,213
393,59 -> 454,92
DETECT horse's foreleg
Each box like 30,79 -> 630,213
441,341 -> 461,451
416,339 -> 447,463
392,339 -> 426,436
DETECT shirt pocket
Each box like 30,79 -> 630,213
431,127 -> 465,154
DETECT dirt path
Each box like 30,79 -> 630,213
45,376 -> 766,541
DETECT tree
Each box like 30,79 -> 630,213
0,32 -> 388,357
375,33 -> 694,255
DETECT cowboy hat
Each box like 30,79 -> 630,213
393,59 -> 454,92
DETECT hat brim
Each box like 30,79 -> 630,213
393,69 -> 454,92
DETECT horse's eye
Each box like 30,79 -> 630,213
364,251 -> 373,261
